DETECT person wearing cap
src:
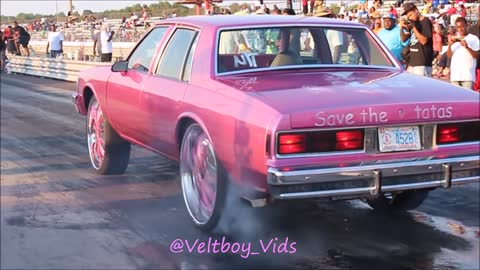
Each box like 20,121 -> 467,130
378,13 -> 407,62
446,17 -> 479,90
314,6 -> 344,64
399,2 -> 434,76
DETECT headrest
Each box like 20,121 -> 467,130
270,51 -> 302,67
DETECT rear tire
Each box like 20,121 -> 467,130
179,123 -> 227,231
366,190 -> 430,212
86,96 -> 130,175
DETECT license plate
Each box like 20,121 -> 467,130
378,126 -> 421,152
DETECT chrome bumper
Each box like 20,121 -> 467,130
268,155 -> 480,199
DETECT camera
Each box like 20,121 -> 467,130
452,36 -> 464,42
400,16 -> 412,27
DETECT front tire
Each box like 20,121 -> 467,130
180,123 -> 227,230
86,96 -> 130,175
365,190 -> 430,212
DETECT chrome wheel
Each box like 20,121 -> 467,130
180,124 -> 218,226
87,98 -> 105,170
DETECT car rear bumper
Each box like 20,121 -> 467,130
267,155 -> 480,199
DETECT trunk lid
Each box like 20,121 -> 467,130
216,69 -> 480,128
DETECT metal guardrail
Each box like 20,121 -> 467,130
8,55 -> 110,82
28,41 -> 135,60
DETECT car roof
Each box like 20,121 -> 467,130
154,15 -> 365,29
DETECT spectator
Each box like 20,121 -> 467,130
446,17 -> 479,90
282,8 -> 296,15
302,0 -> 308,15
314,6 -> 344,64
46,24 -> 63,58
357,5 -> 368,19
389,5 -> 399,18
0,31 -> 6,72
369,6 -> 380,19
400,3 -> 434,76
373,17 -> 383,34
67,11 -> 78,24
129,12 -> 139,26
458,2 -> 467,17
100,24 -> 114,62
142,4 -> 150,22
4,26 -> 16,55
378,13 -> 406,61
434,25 -> 456,78
468,7 -> 479,91
92,27 -> 102,59
12,21 -> 30,56
272,6 -> 282,15
432,23 -> 443,60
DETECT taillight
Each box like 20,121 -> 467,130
436,121 -> 480,145
278,134 -> 306,154
437,125 -> 459,144
277,129 -> 364,155
336,131 -> 363,150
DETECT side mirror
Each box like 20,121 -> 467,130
111,60 -> 128,72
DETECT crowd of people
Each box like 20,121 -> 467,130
210,1 -> 479,91
1,1 -> 479,90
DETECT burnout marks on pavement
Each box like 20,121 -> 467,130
410,211 -> 480,270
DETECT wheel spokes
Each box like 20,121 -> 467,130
180,125 -> 218,225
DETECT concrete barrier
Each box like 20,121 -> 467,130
29,41 -> 135,60
8,55 -> 110,82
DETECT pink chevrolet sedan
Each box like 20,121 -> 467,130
73,15 -> 480,230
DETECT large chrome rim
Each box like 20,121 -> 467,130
180,125 -> 218,225
87,99 -> 105,170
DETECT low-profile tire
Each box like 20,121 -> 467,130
366,189 -> 430,212
180,123 -> 227,231
86,96 -> 130,175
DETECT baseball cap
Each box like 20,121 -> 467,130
382,13 -> 396,20
401,2 -> 417,16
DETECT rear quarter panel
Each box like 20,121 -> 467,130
181,82 -> 282,192
184,24 -> 283,192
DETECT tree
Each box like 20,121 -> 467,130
83,10 -> 94,16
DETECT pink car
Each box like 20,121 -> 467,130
72,16 -> 480,230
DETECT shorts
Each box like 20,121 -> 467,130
101,53 -> 112,62
19,35 -> 30,47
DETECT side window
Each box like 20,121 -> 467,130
127,27 -> 168,72
156,28 -> 197,80
182,34 -> 198,82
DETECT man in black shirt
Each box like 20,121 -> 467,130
399,3 -> 434,77
12,21 -> 30,56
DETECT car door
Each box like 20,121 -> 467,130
106,26 -> 170,141
140,27 -> 199,157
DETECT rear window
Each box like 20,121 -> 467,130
217,26 -> 395,74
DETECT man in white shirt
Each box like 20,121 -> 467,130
313,6 -> 344,64
446,17 -> 480,90
100,24 -> 114,62
45,25 -> 63,58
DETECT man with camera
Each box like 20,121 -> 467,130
446,17 -> 479,90
399,3 -> 434,77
